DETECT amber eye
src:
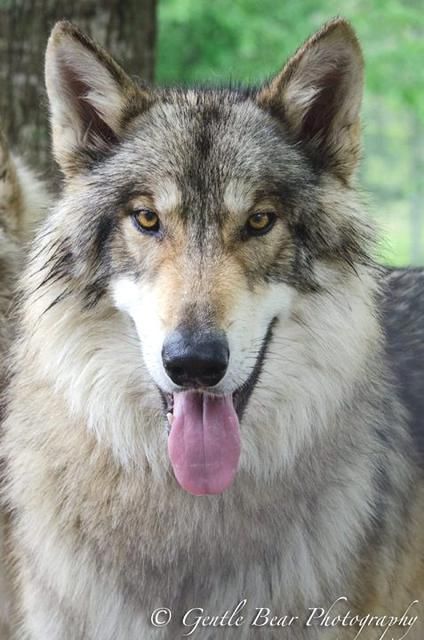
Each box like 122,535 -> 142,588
132,208 -> 160,234
245,212 -> 276,236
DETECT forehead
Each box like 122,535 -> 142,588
110,91 -> 308,211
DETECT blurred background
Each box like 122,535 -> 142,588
0,0 -> 422,265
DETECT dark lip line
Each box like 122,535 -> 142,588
158,317 -> 277,430
233,316 -> 277,421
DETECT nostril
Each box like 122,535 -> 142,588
162,329 -> 229,388
166,363 -> 185,379
204,360 -> 227,377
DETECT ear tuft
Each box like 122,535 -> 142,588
257,18 -> 364,181
45,21 -> 153,175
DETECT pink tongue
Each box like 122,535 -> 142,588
168,392 -> 241,496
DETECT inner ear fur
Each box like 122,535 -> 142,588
45,21 -> 153,175
257,18 -> 364,181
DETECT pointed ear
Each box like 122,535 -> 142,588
257,19 -> 363,181
45,21 -> 153,175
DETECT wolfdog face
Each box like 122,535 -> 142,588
43,19 -> 373,495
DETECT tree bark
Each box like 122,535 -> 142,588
0,0 -> 157,176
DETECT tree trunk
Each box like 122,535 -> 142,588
0,0 -> 157,177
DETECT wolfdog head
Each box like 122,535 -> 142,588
40,18 -> 375,495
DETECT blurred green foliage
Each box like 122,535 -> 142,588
157,0 -> 423,265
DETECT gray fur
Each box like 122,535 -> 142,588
0,130 -> 50,640
1,18 -> 423,640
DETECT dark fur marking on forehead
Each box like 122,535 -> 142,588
196,122 -> 212,161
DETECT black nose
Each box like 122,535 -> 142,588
162,329 -> 229,388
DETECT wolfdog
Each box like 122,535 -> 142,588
0,130 -> 49,638
2,17 -> 423,640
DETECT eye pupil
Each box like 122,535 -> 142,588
252,213 -> 265,226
